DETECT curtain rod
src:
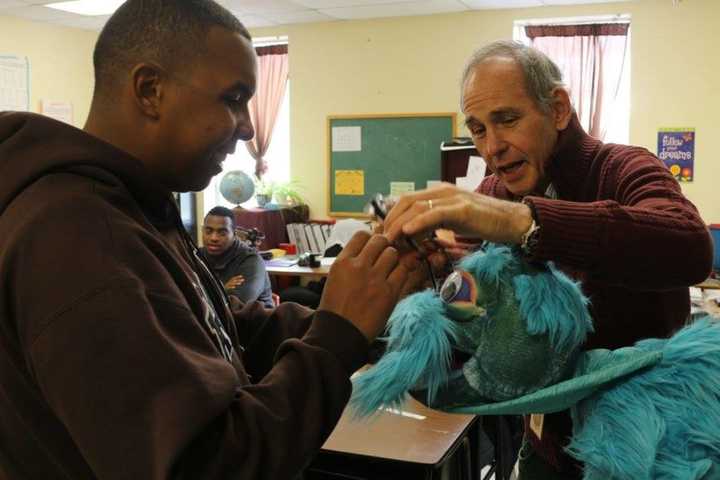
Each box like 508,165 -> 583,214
515,14 -> 631,27
253,35 -> 289,47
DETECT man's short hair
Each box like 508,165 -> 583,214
93,0 -> 250,98
461,40 -> 565,114
205,206 -> 236,229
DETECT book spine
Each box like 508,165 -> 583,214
312,224 -> 326,253
304,224 -> 319,253
286,223 -> 298,246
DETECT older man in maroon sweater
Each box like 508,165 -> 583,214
384,40 -> 713,479
0,2 -> 420,479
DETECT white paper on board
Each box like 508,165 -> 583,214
332,126 -> 362,152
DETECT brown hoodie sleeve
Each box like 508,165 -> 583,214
231,283 -> 374,379
29,275 -> 368,480
15,191 -> 368,480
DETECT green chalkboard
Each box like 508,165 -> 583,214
328,114 -> 456,216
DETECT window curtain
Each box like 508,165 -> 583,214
525,24 -> 629,141
245,44 -> 289,178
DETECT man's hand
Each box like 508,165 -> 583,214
383,183 -> 533,246
224,275 -> 245,291
319,231 -> 416,342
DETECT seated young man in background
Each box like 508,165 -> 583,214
200,206 -> 274,308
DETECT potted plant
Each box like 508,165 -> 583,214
254,177 -> 274,207
273,181 -> 304,206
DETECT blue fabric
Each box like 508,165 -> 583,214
568,318 -> 720,479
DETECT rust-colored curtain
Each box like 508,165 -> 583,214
526,24 -> 629,141
246,44 -> 289,178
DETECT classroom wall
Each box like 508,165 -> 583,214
251,0 -> 720,222
0,15 -> 96,129
3,1 -> 717,222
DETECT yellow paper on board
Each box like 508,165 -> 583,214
335,170 -> 365,196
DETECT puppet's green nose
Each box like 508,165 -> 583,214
445,303 -> 487,323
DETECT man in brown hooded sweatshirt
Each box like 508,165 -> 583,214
0,1 -> 418,478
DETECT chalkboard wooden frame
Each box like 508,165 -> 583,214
327,113 -> 457,217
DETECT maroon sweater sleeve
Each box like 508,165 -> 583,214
522,149 -> 712,289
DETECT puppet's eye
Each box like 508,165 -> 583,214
440,272 -> 462,302
440,270 -> 477,304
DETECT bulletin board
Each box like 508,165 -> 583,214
327,113 -> 456,217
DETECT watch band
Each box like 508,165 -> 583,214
520,199 -> 541,257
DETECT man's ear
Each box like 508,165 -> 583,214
130,63 -> 165,120
549,87 -> 573,131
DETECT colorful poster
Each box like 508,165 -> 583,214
657,128 -> 695,182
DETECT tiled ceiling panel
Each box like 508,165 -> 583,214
266,9 -> 336,24
0,0 -> 633,31
0,1 -> 28,8
460,0 -> 543,8
543,0 -> 623,4
321,0 -> 469,20
292,0 -> 420,8
221,0 -> 305,14
229,12 -> 279,27
1,4 -> 81,22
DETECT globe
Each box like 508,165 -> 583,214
219,170 -> 255,205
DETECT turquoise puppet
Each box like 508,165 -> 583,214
351,245 -> 720,480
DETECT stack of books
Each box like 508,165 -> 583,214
286,223 -> 334,255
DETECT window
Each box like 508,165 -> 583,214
203,86 -> 289,213
514,16 -> 631,145
203,38 -> 290,215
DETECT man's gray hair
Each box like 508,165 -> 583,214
461,40 -> 565,113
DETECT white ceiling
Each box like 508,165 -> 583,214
0,0 -> 629,31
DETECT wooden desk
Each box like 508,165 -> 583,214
309,396 -> 478,479
696,277 -> 720,290
264,263 -> 330,278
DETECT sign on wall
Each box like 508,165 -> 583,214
0,54 -> 30,112
40,100 -> 73,125
657,128 -> 695,182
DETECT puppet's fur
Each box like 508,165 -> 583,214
569,318 -> 720,480
351,290 -> 457,418
351,246 -> 720,479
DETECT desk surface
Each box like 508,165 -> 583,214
265,257 -> 333,277
264,263 -> 330,277
322,395 -> 476,465
697,277 -> 720,290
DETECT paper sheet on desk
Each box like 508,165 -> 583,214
690,287 -> 720,317
265,258 -> 298,267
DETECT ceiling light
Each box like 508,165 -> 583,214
45,0 -> 125,16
